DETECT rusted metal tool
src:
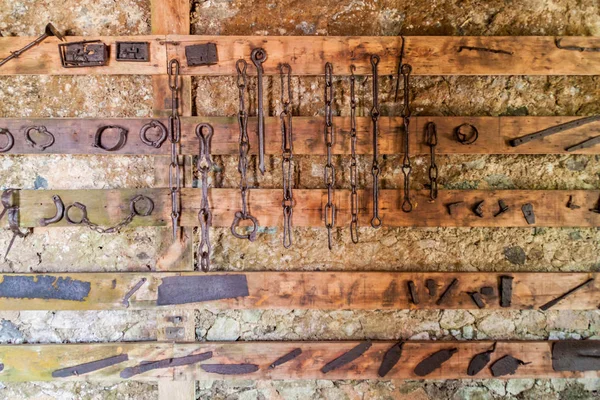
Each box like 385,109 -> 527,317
0,23 -> 65,68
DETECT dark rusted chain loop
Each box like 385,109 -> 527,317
139,120 -> 168,148
370,54 -> 382,228
25,126 -> 55,151
93,125 -> 128,152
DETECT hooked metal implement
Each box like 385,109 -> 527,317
0,23 -> 65,68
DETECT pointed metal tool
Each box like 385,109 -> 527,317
0,23 -> 65,68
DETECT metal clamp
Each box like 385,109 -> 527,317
25,126 -> 55,151
39,195 -> 65,226
0,128 -> 14,153
139,120 -> 167,148
231,212 -> 259,241
129,195 -> 154,217
65,202 -> 88,225
454,123 -> 479,145
93,125 -> 128,152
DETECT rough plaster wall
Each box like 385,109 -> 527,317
0,0 -> 598,399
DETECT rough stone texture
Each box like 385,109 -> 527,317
1,0 -> 600,399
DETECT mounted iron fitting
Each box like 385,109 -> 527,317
251,47 -> 267,175
446,201 -> 464,216
522,203 -> 535,224
93,125 -> 128,152
39,195 -> 65,226
590,194 -> 600,214
510,116 -> 600,147
0,23 -> 65,68
454,123 -> 479,145
0,128 -> 15,153
473,200 -> 484,217
555,38 -> 600,52
195,123 -> 214,272
5,206 -> 32,260
185,43 -> 218,66
139,120 -> 167,148
493,199 -> 509,217
116,42 -> 149,62
59,40 -> 109,68
25,126 -> 55,151
370,54 -> 382,228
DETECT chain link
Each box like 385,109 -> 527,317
196,123 -> 213,272
65,195 -> 154,234
401,63 -> 413,212
370,55 -> 382,228
231,59 -> 259,241
323,62 -> 336,250
279,63 -> 294,248
349,65 -> 359,244
425,121 -> 438,200
168,59 -> 182,240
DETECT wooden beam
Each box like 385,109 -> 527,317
0,36 -> 166,75
13,189 -> 600,228
2,116 -> 600,155
0,272 -> 596,311
2,36 -> 600,76
0,340 -> 594,381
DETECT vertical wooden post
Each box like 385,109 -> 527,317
151,1 -> 196,399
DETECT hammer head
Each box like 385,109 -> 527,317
45,23 -> 65,41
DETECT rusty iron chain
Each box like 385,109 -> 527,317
196,123 -> 213,272
323,62 -> 336,250
401,62 -> 413,212
279,63 -> 294,248
65,195 -> 154,234
231,59 -> 259,242
168,59 -> 182,241
370,54 -> 382,229
251,48 -> 267,175
349,65 -> 359,244
1,189 -> 32,260
425,121 -> 439,200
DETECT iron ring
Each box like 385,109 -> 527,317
93,125 -> 128,152
0,128 -> 14,153
65,202 -> 88,225
454,123 -> 479,145
139,120 -> 167,148
231,211 -> 259,241
25,126 -> 55,151
129,195 -> 154,217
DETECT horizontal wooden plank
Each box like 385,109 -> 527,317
0,272 -> 596,311
0,36 -> 166,75
12,189 -> 600,228
0,340 -> 593,381
1,116 -> 600,155
168,36 -> 600,76
2,36 -> 600,76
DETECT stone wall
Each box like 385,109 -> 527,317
0,0 -> 599,398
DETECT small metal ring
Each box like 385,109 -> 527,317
231,211 -> 259,241
370,216 -> 382,228
370,54 -> 380,66
129,195 -> 154,217
93,125 -> 128,152
65,202 -> 88,225
139,120 -> 167,148
0,128 -> 15,153
25,126 -> 55,151
251,48 -> 267,65
454,123 -> 479,145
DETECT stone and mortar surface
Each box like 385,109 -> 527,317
0,0 -> 599,399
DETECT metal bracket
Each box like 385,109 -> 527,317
59,40 -> 109,68
116,42 -> 149,62
493,199 -> 509,217
25,126 -> 55,151
185,43 -> 218,66
522,203 -> 535,224
473,201 -> 485,218
0,128 -> 14,153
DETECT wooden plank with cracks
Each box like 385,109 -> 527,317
2,36 -> 600,76
0,272 -> 596,311
0,341 -> 595,381
13,189 -> 600,228
2,116 -> 600,155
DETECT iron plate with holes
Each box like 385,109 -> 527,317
116,42 -> 149,62
59,40 -> 109,68
185,43 -> 218,66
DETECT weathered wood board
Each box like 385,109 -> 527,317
2,36 -> 600,75
0,341 -> 595,381
11,189 -> 600,228
0,272 -> 595,311
2,116 -> 600,155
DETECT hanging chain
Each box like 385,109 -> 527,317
400,62 -> 413,212
196,123 -> 213,272
1,189 -> 32,260
370,54 -> 382,228
425,121 -> 438,200
279,63 -> 294,248
349,65 -> 359,244
323,62 -> 336,250
168,59 -> 182,241
231,59 -> 259,241
65,195 -> 154,234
